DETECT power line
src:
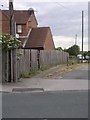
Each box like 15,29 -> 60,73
55,2 -> 69,9
55,2 -> 87,12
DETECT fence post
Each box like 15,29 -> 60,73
37,50 -> 40,69
0,44 -> 2,83
8,50 -> 11,82
30,49 -> 31,71
62,51 -> 63,63
67,56 -> 69,66
6,51 -> 9,82
2,50 -> 8,82
13,49 -> 18,82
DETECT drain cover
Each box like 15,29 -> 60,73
12,88 -> 44,92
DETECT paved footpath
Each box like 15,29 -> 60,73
0,63 -> 88,93
1,78 -> 88,92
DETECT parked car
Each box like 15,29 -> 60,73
77,56 -> 85,60
85,55 -> 90,60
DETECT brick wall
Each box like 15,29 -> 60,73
2,12 -> 10,34
2,11 -> 37,36
44,29 -> 55,50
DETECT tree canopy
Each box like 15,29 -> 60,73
67,45 -> 80,56
66,45 -> 80,56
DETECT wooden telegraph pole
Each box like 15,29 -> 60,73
8,0 -> 13,82
9,0 -> 14,35
9,0 -> 17,82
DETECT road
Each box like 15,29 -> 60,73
2,63 -> 89,118
62,64 -> 88,80
44,63 -> 88,80
34,63 -> 88,80
2,90 -> 88,118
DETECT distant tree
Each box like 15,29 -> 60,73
82,51 -> 88,57
79,51 -> 90,57
56,47 -> 63,51
67,45 -> 80,56
63,48 -> 67,52
88,51 -> 90,56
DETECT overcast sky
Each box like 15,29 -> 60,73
0,0 -> 89,51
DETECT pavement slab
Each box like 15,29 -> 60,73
1,78 -> 88,93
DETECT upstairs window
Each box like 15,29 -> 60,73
17,25 -> 22,33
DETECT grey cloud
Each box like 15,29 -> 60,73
35,2 -> 88,38
1,1 -> 88,39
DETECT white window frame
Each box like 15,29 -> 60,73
17,25 -> 22,33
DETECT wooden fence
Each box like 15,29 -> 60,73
17,49 -> 69,78
0,44 -> 2,83
2,49 -> 69,82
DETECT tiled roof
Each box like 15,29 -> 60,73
14,10 -> 31,24
24,27 -> 51,49
2,10 -> 38,24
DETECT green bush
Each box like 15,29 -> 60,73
0,34 -> 21,51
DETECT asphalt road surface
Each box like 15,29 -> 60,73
1,64 -> 89,119
62,64 -> 88,80
2,90 -> 88,118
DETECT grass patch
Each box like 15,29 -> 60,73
19,74 -> 31,78
40,62 -> 66,71
45,63 -> 81,79
19,70 -> 40,78
19,61 -> 80,79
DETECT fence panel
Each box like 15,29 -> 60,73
2,49 -> 69,81
0,44 -> 2,83
17,49 -> 31,76
31,50 -> 38,71
39,50 -> 69,68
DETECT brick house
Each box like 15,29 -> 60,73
24,27 -> 55,50
0,8 -> 55,50
1,9 -> 38,45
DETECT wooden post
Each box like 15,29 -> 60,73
30,49 -> 31,71
6,51 -> 9,82
13,49 -> 17,82
37,50 -> 40,69
9,0 -> 17,82
8,0 -> 14,82
67,56 -> 69,66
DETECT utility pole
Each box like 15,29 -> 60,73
75,34 -> 77,45
82,10 -> 84,63
9,0 -> 17,82
9,0 -> 14,35
8,0 -> 14,82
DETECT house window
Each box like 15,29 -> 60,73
17,25 -> 22,33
